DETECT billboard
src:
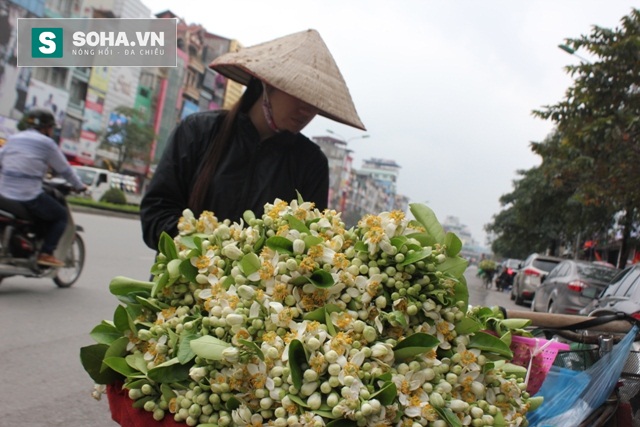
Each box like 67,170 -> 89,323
24,78 -> 69,124
0,0 -> 35,119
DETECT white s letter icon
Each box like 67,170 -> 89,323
39,31 -> 56,54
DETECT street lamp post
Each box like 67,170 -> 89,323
558,44 -> 592,63
326,129 -> 370,143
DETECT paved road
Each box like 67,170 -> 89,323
0,211 -> 519,427
0,211 -> 154,427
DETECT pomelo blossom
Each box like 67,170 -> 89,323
82,199 -> 541,427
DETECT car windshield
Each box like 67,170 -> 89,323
532,259 -> 560,272
576,264 -> 618,282
74,168 -> 96,186
506,260 -> 521,269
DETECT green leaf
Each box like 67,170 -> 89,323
434,406 -> 462,427
288,339 -> 307,391
80,344 -> 122,384
134,295 -> 166,312
326,420 -> 358,427
493,408 -> 507,426
376,372 -> 392,382
240,252 -> 261,276
103,356 -> 142,377
158,232 -> 178,260
125,353 -> 148,374
190,335 -> 230,360
239,339 -> 264,361
113,305 -> 132,333
303,304 -> 342,323
313,410 -> 339,420
500,318 -> 532,330
454,316 -> 482,335
147,357 -> 191,383
177,235 -> 202,250
444,232 -> 463,257
398,248 -> 433,267
161,383 -> 176,404
502,362 -> 527,379
125,378 -> 150,390
390,236 -> 408,249
406,232 -> 437,247
393,333 -> 440,361
437,256 -> 468,278
177,332 -> 198,364
468,331 -> 513,358
285,214 -> 311,234
290,269 -> 335,288
90,322 -> 123,345
454,275 -> 469,309
287,394 -> 310,408
370,381 -> 397,406
225,396 -> 242,411
102,336 -> 130,372
354,241 -> 368,252
151,272 -> 169,298
265,236 -> 294,254
131,395 -> 155,409
109,276 -> 154,296
180,259 -> 198,283
304,235 -> 324,248
409,203 -> 445,244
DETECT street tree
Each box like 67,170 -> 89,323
102,106 -> 156,173
533,8 -> 640,267
488,132 -> 614,259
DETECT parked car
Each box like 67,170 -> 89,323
531,260 -> 619,314
580,264 -> 640,320
510,253 -> 563,305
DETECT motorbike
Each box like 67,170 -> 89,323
0,178 -> 85,287
496,268 -> 516,291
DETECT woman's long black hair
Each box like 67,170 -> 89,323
188,78 -> 263,213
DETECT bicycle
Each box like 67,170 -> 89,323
505,309 -> 640,427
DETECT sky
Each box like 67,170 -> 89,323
147,0 -> 638,247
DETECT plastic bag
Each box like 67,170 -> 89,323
527,325 -> 638,427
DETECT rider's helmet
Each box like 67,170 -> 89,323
22,108 -> 56,130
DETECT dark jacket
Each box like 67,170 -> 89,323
140,110 -> 329,250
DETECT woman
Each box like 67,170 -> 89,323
140,29 -> 366,250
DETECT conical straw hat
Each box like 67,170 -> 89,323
209,29 -> 366,131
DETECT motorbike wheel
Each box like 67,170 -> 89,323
53,232 -> 85,288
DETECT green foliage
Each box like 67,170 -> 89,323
102,106 -> 156,173
68,196 -> 140,214
488,9 -> 639,263
100,188 -> 127,205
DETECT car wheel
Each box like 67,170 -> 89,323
548,300 -> 557,314
510,284 -> 516,301
514,288 -> 524,305
531,294 -> 538,312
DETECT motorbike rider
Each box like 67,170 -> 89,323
0,108 -> 86,267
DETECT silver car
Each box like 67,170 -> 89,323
531,259 -> 619,314
510,253 -> 562,305
581,265 -> 640,319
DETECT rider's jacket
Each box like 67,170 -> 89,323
0,129 -> 84,201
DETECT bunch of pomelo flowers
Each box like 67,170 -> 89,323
82,198 -> 539,427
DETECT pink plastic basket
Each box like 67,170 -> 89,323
510,335 -> 570,395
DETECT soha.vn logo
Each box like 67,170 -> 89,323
32,27 -> 63,58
